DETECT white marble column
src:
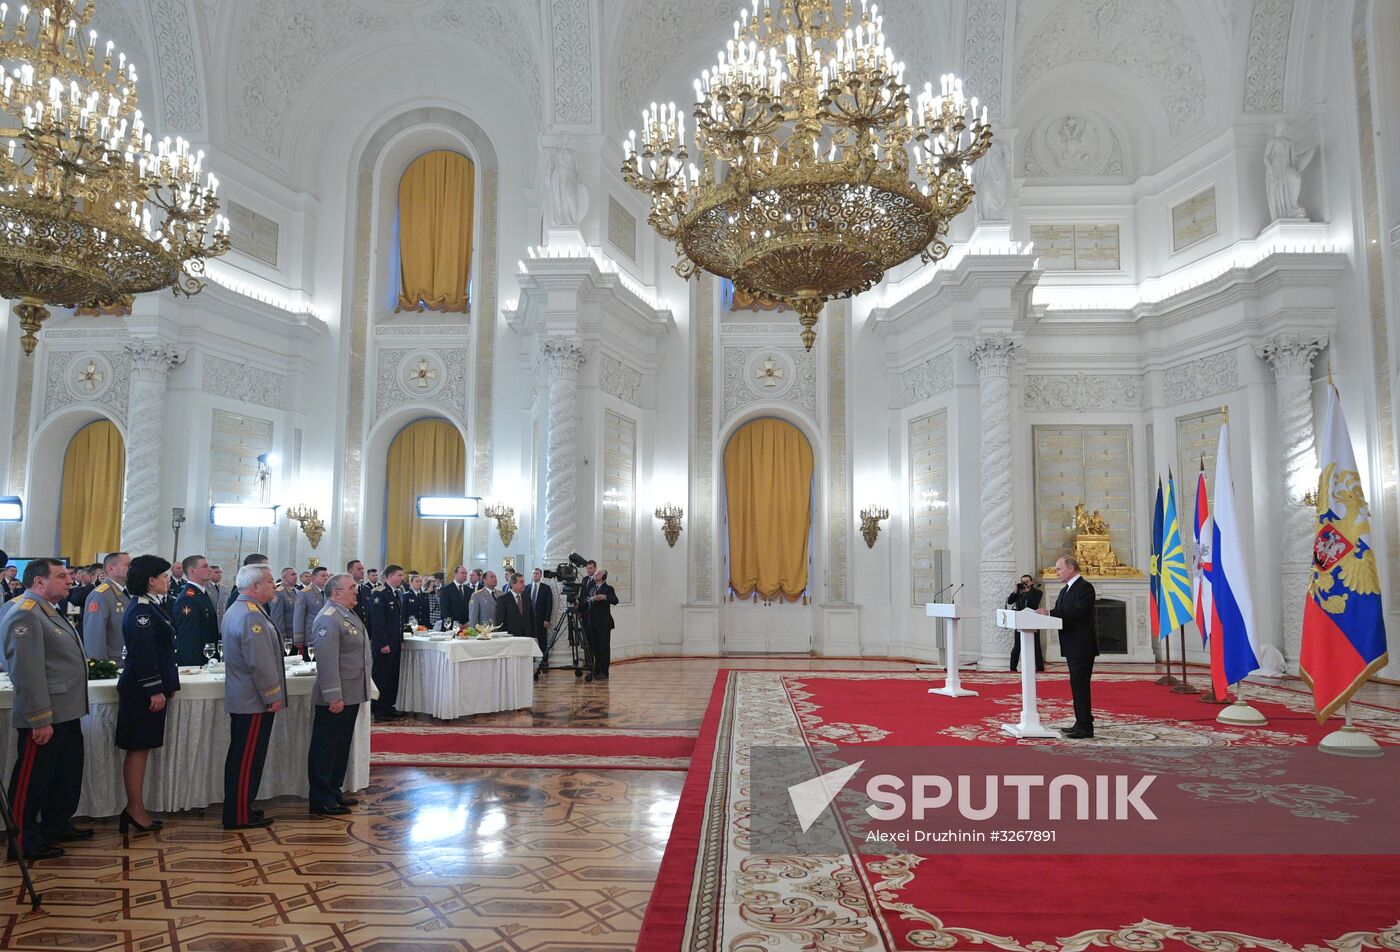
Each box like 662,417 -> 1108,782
120,341 -> 185,554
540,336 -> 585,564
1255,333 -> 1326,668
971,334 -> 1019,669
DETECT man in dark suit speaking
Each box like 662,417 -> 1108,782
1039,556 -> 1098,738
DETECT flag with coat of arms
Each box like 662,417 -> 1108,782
1300,383 -> 1389,721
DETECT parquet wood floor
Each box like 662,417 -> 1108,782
1,658 -> 1395,951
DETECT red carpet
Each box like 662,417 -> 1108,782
371,724 -> 695,770
639,669 -> 1400,951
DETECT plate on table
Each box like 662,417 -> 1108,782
288,664 -> 316,676
429,634 -> 451,641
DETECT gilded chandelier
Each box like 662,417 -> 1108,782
0,0 -> 229,354
622,0 -> 991,350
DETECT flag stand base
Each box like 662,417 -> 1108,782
1198,689 -> 1231,705
1155,674 -> 1179,685
1216,699 -> 1267,726
1170,680 -> 1197,694
1319,725 -> 1384,758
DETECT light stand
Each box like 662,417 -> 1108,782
210,505 -> 280,567
415,496 -> 482,577
170,507 -> 186,564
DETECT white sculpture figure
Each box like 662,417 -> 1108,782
544,142 -> 589,229
974,139 -> 1009,221
1264,121 -> 1315,221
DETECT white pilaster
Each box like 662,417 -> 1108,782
1255,333 -> 1326,669
120,341 -> 185,555
971,334 -> 1019,669
541,336 -> 585,564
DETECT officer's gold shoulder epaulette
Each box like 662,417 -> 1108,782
96,582 -> 111,593
17,598 -> 36,610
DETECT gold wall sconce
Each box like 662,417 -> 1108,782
859,505 -> 889,548
655,503 -> 684,547
286,504 -> 325,549
484,503 -> 517,547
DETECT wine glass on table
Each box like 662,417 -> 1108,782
202,643 -> 215,666
283,636 -> 294,657
306,642 -> 317,663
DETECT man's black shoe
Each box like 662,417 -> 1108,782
310,804 -> 351,817
337,795 -> 360,807
52,827 -> 95,841
224,816 -> 274,831
1063,728 -> 1094,739
584,673 -> 594,682
1059,727 -> 1076,735
8,844 -> 65,861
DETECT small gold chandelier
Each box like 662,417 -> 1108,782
622,0 -> 991,350
0,0 -> 229,354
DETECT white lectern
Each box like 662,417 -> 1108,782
926,602 -> 976,698
996,608 -> 1062,738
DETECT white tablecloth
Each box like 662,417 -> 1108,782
0,667 -> 370,818
397,635 -> 541,720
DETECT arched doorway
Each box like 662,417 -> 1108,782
384,418 -> 467,574
721,417 -> 816,652
59,420 -> 125,564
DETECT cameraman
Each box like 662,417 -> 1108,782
1007,573 -> 1045,672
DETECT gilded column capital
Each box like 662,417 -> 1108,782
969,334 -> 1019,377
1254,333 -> 1327,378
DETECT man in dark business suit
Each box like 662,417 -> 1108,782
526,568 -> 554,670
439,565 -> 472,627
582,568 -> 618,683
494,573 -> 535,638
1039,556 -> 1097,738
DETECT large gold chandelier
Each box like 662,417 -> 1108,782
0,0 -> 229,354
623,0 -> 992,350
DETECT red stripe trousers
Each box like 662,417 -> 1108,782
222,712 -> 275,828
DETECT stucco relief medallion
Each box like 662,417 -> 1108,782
67,352 -> 114,401
743,349 -> 797,400
399,351 -> 447,400
1024,111 -> 1124,178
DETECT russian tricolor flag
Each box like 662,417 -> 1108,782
1207,422 -> 1260,697
1300,384 -> 1390,721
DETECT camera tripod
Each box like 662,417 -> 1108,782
542,606 -> 593,679
0,781 -> 42,909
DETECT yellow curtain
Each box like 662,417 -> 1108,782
60,420 -> 125,564
397,150 -> 475,313
386,419 -> 466,574
724,418 -> 814,601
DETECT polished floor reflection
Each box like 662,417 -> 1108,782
0,657 -> 1395,951
0,766 -> 682,951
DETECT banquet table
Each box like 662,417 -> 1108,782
397,634 -> 542,720
0,665 -> 370,819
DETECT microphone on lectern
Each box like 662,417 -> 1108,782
947,583 -> 966,602
930,583 -> 953,601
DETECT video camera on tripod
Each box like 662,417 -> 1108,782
542,552 -> 588,602
541,553 -> 595,679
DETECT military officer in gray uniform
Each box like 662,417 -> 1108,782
467,571 -> 501,626
273,567 -> 300,638
2,559 -> 91,860
293,566 -> 330,655
83,550 -> 131,662
307,573 -> 372,815
220,564 -> 286,831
